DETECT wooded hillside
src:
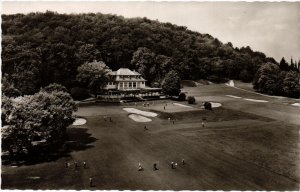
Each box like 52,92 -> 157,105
2,12 -> 299,97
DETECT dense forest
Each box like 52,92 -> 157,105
2,11 -> 299,98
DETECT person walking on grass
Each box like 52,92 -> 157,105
89,177 -> 93,187
171,162 -> 174,169
138,163 -> 143,171
109,117 -> 112,122
144,125 -> 148,131
164,106 -> 166,110
153,163 -> 158,171
202,121 -> 205,128
75,161 -> 78,167
83,161 -> 87,169
168,117 -> 171,122
182,159 -> 185,165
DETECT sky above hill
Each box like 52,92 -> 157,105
2,1 -> 300,62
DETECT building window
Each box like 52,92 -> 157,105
133,82 -> 136,88
120,82 -> 123,89
129,82 -> 132,88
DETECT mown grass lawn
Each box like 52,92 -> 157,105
2,83 -> 299,190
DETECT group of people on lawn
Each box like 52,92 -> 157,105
138,159 -> 185,171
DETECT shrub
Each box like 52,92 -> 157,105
70,87 -> 90,101
204,102 -> 212,110
43,83 -> 68,93
178,92 -> 186,101
187,96 -> 196,104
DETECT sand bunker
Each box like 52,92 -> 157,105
244,98 -> 268,103
72,118 -> 87,125
226,95 -> 242,99
128,114 -> 152,122
291,103 -> 300,107
173,103 -> 194,108
123,108 -> 158,117
225,80 -> 235,87
210,102 -> 222,108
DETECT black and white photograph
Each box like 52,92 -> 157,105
1,1 -> 300,190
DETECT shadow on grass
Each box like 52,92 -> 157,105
2,127 -> 97,166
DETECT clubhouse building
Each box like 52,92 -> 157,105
105,68 -> 146,90
103,68 -> 161,98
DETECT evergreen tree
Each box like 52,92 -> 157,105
290,57 -> 295,71
279,57 -> 289,71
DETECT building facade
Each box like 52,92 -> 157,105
105,68 -> 146,91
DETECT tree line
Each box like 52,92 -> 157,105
2,11 -> 299,98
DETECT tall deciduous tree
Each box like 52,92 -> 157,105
253,63 -> 281,95
131,47 -> 156,84
76,60 -> 111,96
282,71 -> 300,98
2,90 -> 77,156
75,44 -> 102,64
161,70 -> 181,96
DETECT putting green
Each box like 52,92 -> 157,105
72,118 -> 87,125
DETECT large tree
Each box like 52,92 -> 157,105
131,47 -> 174,86
253,63 -> 283,95
2,90 -> 77,156
282,71 -> 300,98
131,47 -> 156,85
76,60 -> 112,96
161,70 -> 181,96
279,57 -> 289,71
